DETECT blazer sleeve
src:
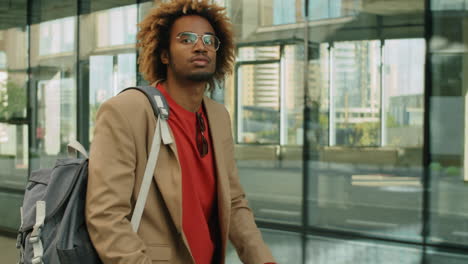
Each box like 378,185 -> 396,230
85,99 -> 151,264
223,109 -> 276,264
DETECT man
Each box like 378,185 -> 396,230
85,0 -> 277,263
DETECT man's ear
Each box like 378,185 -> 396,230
161,50 -> 169,65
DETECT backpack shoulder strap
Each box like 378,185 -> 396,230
119,83 -> 172,232
119,85 -> 169,121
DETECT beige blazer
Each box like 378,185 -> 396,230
85,89 -> 275,264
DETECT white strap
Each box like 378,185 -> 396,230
131,118 -> 168,232
160,118 -> 173,145
30,201 -> 45,264
20,206 -> 24,228
154,95 -> 169,117
154,95 -> 172,145
67,140 -> 89,158
17,207 -> 25,263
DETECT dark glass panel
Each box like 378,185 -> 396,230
30,0 -> 77,169
429,0 -> 468,247
0,0 -> 29,233
307,235 -> 423,263
306,0 -> 425,243
79,3 -> 138,143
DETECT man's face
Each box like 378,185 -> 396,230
163,15 -> 217,82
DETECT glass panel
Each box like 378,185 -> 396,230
228,0 -> 306,43
0,124 -> 28,189
96,6 -> 137,47
0,0 -> 28,232
308,43 -> 330,147
426,248 -> 468,263
0,29 -> 28,120
226,229 -> 301,264
283,45 -> 305,146
238,46 -> 280,61
307,1 -> 425,243
30,0 -> 77,169
306,235 -> 423,264
30,0 -> 77,23
87,0 -> 135,13
258,0 -> 305,26
429,2 -> 468,247
139,1 -> 155,22
226,0 -> 305,225
237,63 -> 280,144
0,0 -> 28,122
332,40 -> 381,147
80,4 -> 138,143
308,0 -> 358,21
431,0 -> 467,11
383,39 -> 425,148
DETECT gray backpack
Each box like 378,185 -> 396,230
16,86 -> 171,264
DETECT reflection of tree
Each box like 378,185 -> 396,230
256,129 -> 279,143
338,122 -> 379,146
243,107 -> 279,143
354,122 -> 379,146
386,114 -> 398,128
0,80 -> 26,120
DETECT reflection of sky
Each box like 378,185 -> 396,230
89,53 -> 136,105
0,52 -> 6,69
273,0 -> 297,25
308,0 -> 342,20
431,0 -> 468,11
39,17 -> 75,56
0,124 -> 10,144
0,72 -> 6,85
90,56 -> 113,105
272,0 -> 350,25
97,5 -> 137,47
385,39 -> 425,96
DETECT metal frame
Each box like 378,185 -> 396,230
421,0 -> 433,262
234,59 -> 281,145
301,2 -> 310,261
76,0 -> 89,151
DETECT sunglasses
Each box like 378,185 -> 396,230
196,112 -> 208,157
176,32 -> 221,51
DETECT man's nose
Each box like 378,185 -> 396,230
193,37 -> 207,52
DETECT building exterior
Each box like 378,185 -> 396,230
1,0 -> 468,263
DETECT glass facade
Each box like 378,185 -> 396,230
1,0 -> 468,263
30,0 -> 78,171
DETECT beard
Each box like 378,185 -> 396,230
186,71 -> 215,82
167,53 -> 216,83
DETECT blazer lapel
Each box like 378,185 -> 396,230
203,97 -> 231,252
149,95 -> 230,261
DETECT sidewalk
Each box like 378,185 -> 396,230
0,235 -> 18,263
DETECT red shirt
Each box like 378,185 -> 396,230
157,84 -> 219,264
